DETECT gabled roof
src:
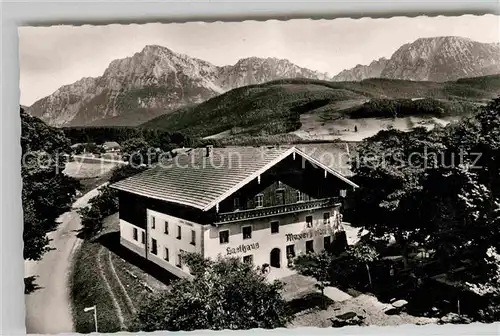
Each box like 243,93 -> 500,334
111,146 -> 358,211
103,141 -> 121,148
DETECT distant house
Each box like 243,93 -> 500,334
111,145 -> 359,279
70,143 -> 91,154
103,141 -> 121,152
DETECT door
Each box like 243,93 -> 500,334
270,248 -> 281,268
306,240 -> 314,254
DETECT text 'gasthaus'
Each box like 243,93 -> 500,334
226,242 -> 260,255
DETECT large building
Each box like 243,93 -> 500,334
111,145 -> 358,279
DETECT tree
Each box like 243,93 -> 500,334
293,250 -> 335,309
466,246 -> 500,322
108,164 -> 148,184
445,98 -> 500,197
134,253 -> 291,331
83,143 -> 99,155
419,166 -> 499,261
77,204 -> 103,238
349,127 -> 445,267
72,144 -> 84,155
78,165 -> 148,238
347,244 -> 379,288
21,108 -> 79,260
121,137 -> 160,166
416,98 -> 500,263
349,97 -> 500,275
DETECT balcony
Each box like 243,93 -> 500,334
215,197 -> 341,224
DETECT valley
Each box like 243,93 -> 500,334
142,76 -> 500,143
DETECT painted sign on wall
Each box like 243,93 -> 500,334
226,242 -> 260,255
285,227 -> 331,242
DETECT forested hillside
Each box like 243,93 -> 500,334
142,76 -> 500,138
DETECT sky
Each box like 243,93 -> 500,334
19,14 -> 500,106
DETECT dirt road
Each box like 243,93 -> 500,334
24,184 -> 106,334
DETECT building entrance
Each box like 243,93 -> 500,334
270,248 -> 281,268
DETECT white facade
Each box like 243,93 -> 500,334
145,210 -> 204,278
120,205 -> 343,279
204,206 -> 343,271
120,219 -> 146,258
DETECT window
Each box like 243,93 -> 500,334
324,236 -> 331,249
340,189 -> 347,198
286,244 -> 296,258
141,231 -> 145,244
151,216 -> 155,230
164,221 -> 169,234
133,228 -> 138,241
255,194 -> 263,207
243,255 -> 254,265
176,225 -> 181,240
306,240 -> 314,253
234,197 -> 240,210
151,238 -> 158,255
176,250 -> 183,268
191,230 -> 196,245
323,212 -> 330,225
276,189 -> 285,205
242,226 -> 252,240
219,230 -> 229,244
271,221 -> 280,234
296,191 -> 304,202
306,215 -> 313,228
164,247 -> 169,261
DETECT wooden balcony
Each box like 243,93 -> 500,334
215,197 -> 341,224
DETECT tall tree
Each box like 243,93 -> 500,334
21,108 -> 79,260
418,166 -> 499,261
350,97 -> 500,270
134,253 -> 291,331
418,98 -> 500,262
349,127 -> 445,267
121,137 -> 160,166
293,250 -> 335,309
347,244 -> 379,288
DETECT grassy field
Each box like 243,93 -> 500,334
70,237 -> 122,333
293,115 -> 462,142
63,161 -> 118,194
63,161 -> 117,179
70,213 -> 171,333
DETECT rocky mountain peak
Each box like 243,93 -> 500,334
333,36 -> 500,82
381,36 -> 500,81
28,46 -> 329,127
216,56 -> 330,88
331,57 -> 388,81
141,44 -> 172,53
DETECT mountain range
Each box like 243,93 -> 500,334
332,37 -> 500,82
26,36 -> 500,127
27,47 -> 329,127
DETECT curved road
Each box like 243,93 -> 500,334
24,184 -> 107,334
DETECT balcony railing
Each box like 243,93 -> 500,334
215,197 -> 341,224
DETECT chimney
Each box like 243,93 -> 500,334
205,145 -> 213,157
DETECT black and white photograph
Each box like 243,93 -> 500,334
20,14 -> 500,334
